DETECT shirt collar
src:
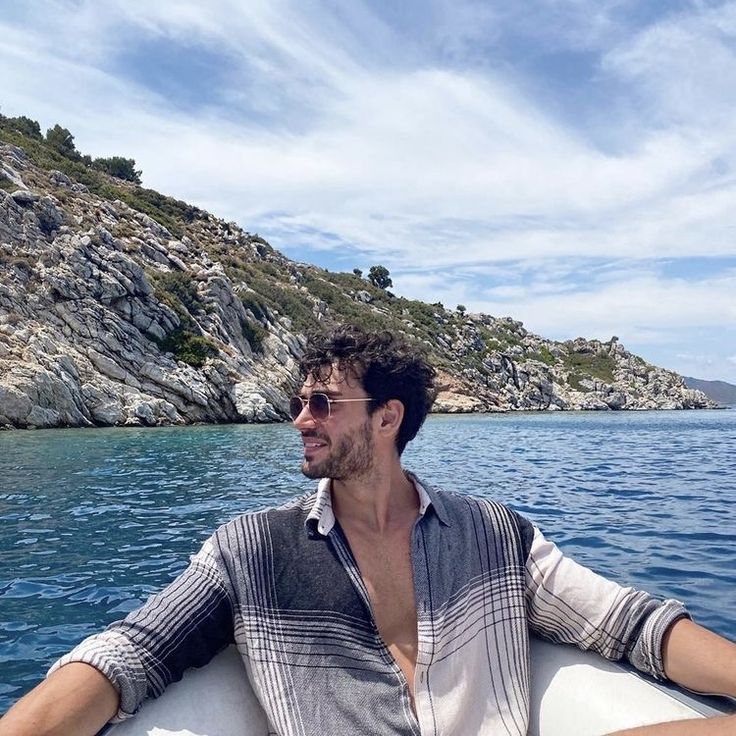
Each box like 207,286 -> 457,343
304,471 -> 451,538
305,478 -> 336,537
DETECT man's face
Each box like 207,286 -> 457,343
293,365 -> 375,481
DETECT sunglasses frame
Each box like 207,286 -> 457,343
289,393 -> 373,422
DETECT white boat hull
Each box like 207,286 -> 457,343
108,637 -> 732,736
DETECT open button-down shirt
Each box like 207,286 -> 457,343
50,474 -> 687,735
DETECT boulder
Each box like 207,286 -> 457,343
10,190 -> 39,206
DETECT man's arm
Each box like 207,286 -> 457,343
522,523 -> 736,734
0,534 -> 235,735
0,663 -> 118,736
608,618 -> 736,736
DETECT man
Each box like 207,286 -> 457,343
1,324 -> 735,735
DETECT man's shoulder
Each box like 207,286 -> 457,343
412,480 -> 536,566
418,478 -> 536,543
419,478 -> 516,516
210,490 -> 317,550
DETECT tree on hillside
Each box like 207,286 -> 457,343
9,116 -> 42,139
92,156 -> 142,184
352,268 -> 363,278
46,124 -> 80,159
367,265 -> 392,290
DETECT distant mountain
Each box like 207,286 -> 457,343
684,377 -> 736,406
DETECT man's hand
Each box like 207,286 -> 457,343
0,662 -> 119,736
608,618 -> 736,736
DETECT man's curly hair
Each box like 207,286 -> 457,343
299,324 -> 437,455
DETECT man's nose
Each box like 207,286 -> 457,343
292,401 -> 315,428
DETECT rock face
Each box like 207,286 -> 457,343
433,322 -> 714,413
0,144 -> 302,428
0,139 -> 715,428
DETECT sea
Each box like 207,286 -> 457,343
1,409 -> 735,713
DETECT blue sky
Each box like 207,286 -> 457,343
1,0 -> 735,382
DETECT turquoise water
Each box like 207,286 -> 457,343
1,410 -> 735,712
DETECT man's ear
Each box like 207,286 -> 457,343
376,399 -> 404,439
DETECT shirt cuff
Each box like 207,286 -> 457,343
47,630 -> 148,722
626,599 -> 691,680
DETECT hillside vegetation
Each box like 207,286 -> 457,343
0,113 -> 714,428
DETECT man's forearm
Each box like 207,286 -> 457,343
662,618 -> 736,699
0,662 -> 119,736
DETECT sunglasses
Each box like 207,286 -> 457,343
289,393 -> 373,422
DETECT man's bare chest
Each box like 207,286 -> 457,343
343,528 -> 419,690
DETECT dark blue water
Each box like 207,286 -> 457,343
1,410 -> 734,712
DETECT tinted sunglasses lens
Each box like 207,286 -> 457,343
289,394 -> 330,420
309,394 -> 330,420
289,396 -> 304,420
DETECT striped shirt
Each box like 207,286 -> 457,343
50,474 -> 688,735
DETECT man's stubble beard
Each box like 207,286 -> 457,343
301,418 -> 375,481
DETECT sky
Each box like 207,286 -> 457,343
1,0 -> 735,383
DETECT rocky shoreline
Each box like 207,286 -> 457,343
0,136 -> 715,429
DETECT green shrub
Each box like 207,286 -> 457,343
153,271 -> 203,317
397,298 -> 438,331
256,261 -> 281,279
303,275 -> 397,333
567,372 -> 591,392
91,156 -> 142,184
97,183 -> 203,237
45,124 -> 80,159
241,317 -> 267,352
157,328 -> 217,367
7,116 -> 42,139
323,270 -> 367,291
367,264 -> 392,289
304,276 -> 341,306
525,346 -> 556,366
563,351 -> 616,384
240,293 -> 268,321
229,264 -> 319,334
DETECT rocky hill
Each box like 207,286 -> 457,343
0,117 -> 714,428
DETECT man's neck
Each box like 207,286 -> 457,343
331,461 -> 418,534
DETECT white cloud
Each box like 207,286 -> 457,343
670,352 -> 736,384
3,2 -> 736,271
395,269 -> 736,340
603,2 -> 736,126
491,274 -> 736,338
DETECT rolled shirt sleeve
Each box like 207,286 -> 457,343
47,538 -> 234,721
524,525 -> 689,680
